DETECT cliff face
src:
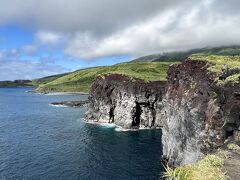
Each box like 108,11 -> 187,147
85,74 -> 166,129
162,60 -> 240,166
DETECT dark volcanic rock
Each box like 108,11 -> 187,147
162,59 -> 240,166
85,74 -> 166,129
50,100 -> 89,107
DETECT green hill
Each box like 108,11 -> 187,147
130,46 -> 240,63
37,62 -> 178,93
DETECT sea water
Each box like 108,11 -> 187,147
0,88 -> 163,180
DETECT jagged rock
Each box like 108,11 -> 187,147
162,60 -> 240,166
85,74 -> 166,129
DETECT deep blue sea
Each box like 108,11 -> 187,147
0,88 -> 163,180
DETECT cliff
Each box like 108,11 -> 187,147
162,59 -> 240,166
85,74 -> 166,129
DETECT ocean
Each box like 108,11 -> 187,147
0,88 -> 163,180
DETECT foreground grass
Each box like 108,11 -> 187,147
163,154 -> 226,180
38,62 -> 179,93
189,55 -> 240,85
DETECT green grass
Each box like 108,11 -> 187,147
227,143 -> 240,151
38,62 -> 178,93
189,55 -> 240,86
32,73 -> 70,86
163,155 -> 226,180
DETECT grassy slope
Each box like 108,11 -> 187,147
189,55 -> 240,85
32,73 -> 70,86
37,62 -> 178,93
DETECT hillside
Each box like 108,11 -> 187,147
37,62 -> 178,93
32,73 -> 70,86
131,46 -> 240,63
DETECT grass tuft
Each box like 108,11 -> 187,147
163,154 -> 226,180
227,143 -> 240,151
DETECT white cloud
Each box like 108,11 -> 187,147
0,48 -> 68,80
0,0 -> 240,60
36,31 -> 65,44
63,0 -> 240,59
0,59 -> 68,81
22,45 -> 37,54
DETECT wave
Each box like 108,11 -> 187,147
49,104 -> 69,108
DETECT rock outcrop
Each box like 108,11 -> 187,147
162,59 -> 240,166
85,74 -> 166,129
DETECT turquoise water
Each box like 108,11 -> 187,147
0,88 -> 163,180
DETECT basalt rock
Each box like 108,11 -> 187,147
162,59 -> 240,166
85,74 -> 166,129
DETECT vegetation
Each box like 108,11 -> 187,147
227,143 -> 240,151
38,62 -> 179,93
163,154 -> 226,180
189,55 -> 240,86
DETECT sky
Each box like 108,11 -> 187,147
0,0 -> 240,80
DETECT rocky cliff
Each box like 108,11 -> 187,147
162,59 -> 240,166
85,74 -> 166,129
85,58 -> 240,167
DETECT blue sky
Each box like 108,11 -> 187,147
0,0 -> 239,80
